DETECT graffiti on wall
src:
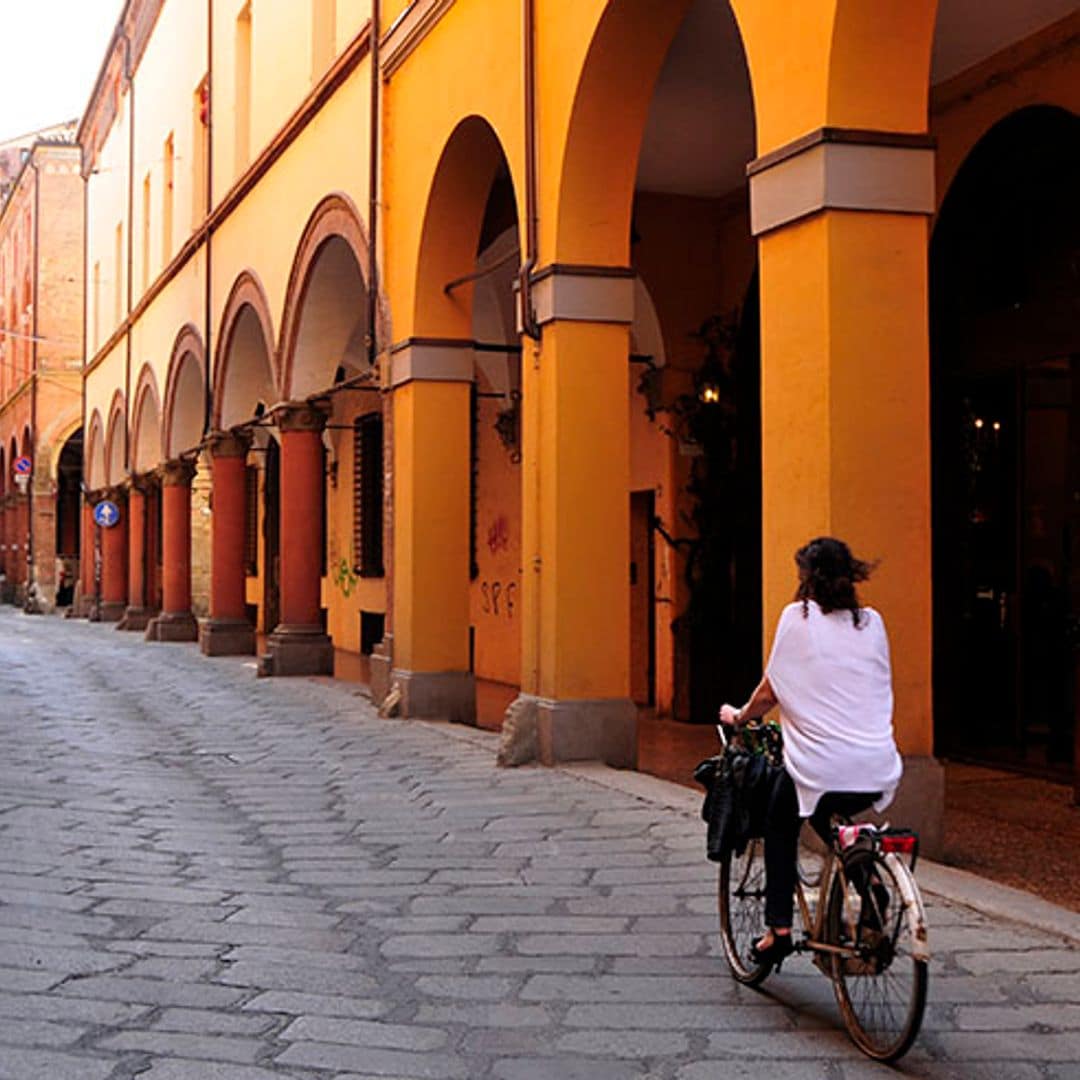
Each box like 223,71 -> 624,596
331,557 -> 359,598
480,580 -> 517,619
487,514 -> 510,556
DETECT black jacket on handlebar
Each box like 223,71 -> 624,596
694,749 -> 777,861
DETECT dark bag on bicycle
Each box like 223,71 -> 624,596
695,749 -> 776,861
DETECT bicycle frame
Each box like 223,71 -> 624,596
792,841 -> 930,964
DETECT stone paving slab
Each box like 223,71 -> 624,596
0,608 -> 1078,1078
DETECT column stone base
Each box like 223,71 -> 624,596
199,618 -> 256,656
146,610 -> 199,642
259,624 -> 334,676
391,668 -> 476,725
91,600 -> 126,623
369,634 -> 394,705
536,696 -> 638,768
875,754 -> 945,862
117,606 -> 155,632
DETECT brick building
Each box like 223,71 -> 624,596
0,124 -> 84,610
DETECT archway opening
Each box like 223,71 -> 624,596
167,350 -> 205,459
931,105 -> 1080,783
288,235 -> 369,400
217,295 -> 278,636
605,0 -> 760,774
281,207 -> 376,673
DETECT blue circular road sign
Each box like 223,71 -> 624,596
93,500 -> 121,529
13,456 -> 31,475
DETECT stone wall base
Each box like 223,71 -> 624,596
146,611 -> 199,643
259,625 -> 334,676
117,606 -> 155,632
91,600 -> 125,623
392,668 -> 476,726
369,634 -> 394,705
199,618 -> 256,656
536,696 -> 638,769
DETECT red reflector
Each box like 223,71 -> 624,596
882,835 -> 916,854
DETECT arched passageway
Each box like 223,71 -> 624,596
932,105 -> 1080,784
389,116 -> 522,725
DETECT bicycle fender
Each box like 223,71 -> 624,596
884,852 -> 930,962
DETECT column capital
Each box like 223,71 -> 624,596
272,401 -> 329,434
388,338 -> 474,389
519,264 -> 635,331
127,471 -> 155,494
747,126 -> 936,237
159,458 -> 198,488
206,428 -> 253,459
100,485 -> 127,504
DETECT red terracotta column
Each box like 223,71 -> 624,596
0,497 -> 10,602
118,478 -> 153,631
147,458 -> 198,642
10,494 -> 28,597
95,489 -> 128,622
78,499 -> 95,616
200,430 -> 255,656
263,403 -> 332,676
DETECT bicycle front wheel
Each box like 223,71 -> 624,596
825,849 -> 928,1062
718,839 -> 771,986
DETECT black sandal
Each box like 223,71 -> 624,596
749,932 -> 795,971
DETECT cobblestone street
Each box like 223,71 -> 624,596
0,608 -> 1078,1080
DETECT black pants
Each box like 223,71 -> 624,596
763,768 -> 879,930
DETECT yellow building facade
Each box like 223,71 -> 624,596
79,0 -> 1080,849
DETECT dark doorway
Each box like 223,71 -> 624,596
264,437 -> 281,632
630,490 -> 656,706
932,106 -> 1080,783
55,429 -> 83,606
683,270 -> 762,723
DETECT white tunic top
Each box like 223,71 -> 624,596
765,600 -> 902,817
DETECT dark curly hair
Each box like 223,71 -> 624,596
794,537 -> 874,628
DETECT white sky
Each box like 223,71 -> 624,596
0,0 -> 126,143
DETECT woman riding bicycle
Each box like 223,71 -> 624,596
719,537 -> 902,968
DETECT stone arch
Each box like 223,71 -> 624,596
413,116 -> 521,338
49,418 -> 84,482
553,0 -> 702,264
131,365 -> 163,472
214,270 -> 278,429
163,324 -> 206,458
826,1 -> 937,137
86,410 -> 106,491
105,392 -> 126,487
279,193 -> 383,400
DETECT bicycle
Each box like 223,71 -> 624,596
714,722 -> 929,1063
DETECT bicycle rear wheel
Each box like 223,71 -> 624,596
718,839 -> 771,985
825,849 -> 927,1062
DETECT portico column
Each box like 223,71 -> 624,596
146,458 -> 198,642
200,430 -> 255,656
118,476 -> 153,631
94,488 -> 127,622
262,403 -> 333,676
388,339 -> 475,723
0,497 -> 10,602
514,267 -> 638,767
77,497 -> 95,616
9,493 -> 28,601
748,127 -> 943,854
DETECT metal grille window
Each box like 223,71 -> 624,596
353,412 -> 384,577
244,465 -> 258,575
